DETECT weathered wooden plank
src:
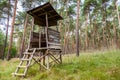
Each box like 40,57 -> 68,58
47,28 -> 61,46
13,73 -> 25,76
48,28 -> 60,33
48,29 -> 60,35
32,4 -> 50,13
49,53 -> 61,64
48,32 -> 60,38
38,10 -> 54,16
46,13 -> 48,48
18,66 -> 27,68
48,35 -> 60,39
48,46 -> 61,49
48,42 -> 61,45
48,40 -> 60,44
46,54 -> 49,69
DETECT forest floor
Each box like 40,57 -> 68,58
0,50 -> 120,80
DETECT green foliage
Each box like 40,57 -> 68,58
0,50 -> 120,80
5,46 -> 17,58
0,29 -> 5,46
0,0 -> 12,23
11,47 -> 17,58
0,29 -> 5,58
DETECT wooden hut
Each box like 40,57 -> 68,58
13,2 -> 63,77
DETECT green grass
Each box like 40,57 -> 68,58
0,50 -> 120,80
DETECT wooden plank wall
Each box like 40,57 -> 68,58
47,28 -> 61,48
30,28 -> 61,49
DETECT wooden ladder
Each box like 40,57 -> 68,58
13,48 -> 36,77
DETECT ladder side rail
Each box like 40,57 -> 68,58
23,48 -> 36,75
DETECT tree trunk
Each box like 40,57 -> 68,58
63,1 -> 69,54
113,0 -> 118,48
76,0 -> 80,56
19,14 -> 28,58
116,2 -> 120,29
93,23 -> 96,49
114,2 -> 120,48
2,0 -> 10,60
63,16 -> 66,54
102,6 -> 107,48
105,4 -> 109,48
66,0 -> 70,54
7,0 -> 18,60
85,13 -> 89,50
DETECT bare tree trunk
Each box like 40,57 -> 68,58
66,0 -> 70,54
89,12 -> 92,49
63,1 -> 69,54
112,1 -> 118,48
64,26 -> 67,54
7,0 -> 18,60
85,13 -> 89,50
19,14 -> 28,58
116,2 -> 120,28
2,0 -> 10,60
93,23 -> 96,49
114,2 -> 120,47
113,24 -> 117,46
59,11 -> 63,52
102,9 -> 107,48
102,27 -> 106,47
76,0 -> 80,56
105,4 -> 109,49
72,37 -> 75,53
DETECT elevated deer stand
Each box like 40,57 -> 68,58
13,2 -> 63,77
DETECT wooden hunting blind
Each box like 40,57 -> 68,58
13,2 -> 63,77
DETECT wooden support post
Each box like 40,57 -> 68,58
28,17 -> 34,49
49,52 -> 61,64
46,54 -> 49,69
42,13 -> 49,67
39,28 -> 41,70
45,13 -> 49,48
60,53 -> 62,63
39,32 -> 41,48
49,54 -> 60,64
39,52 -> 41,70
31,17 -> 34,31
43,51 -> 46,66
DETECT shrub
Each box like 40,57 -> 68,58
5,46 -> 17,58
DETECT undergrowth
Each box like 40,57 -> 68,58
0,50 -> 120,80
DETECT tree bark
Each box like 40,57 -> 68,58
102,4 -> 107,48
7,0 -> 18,60
114,2 -> 118,46
76,0 -> 80,56
19,14 -> 28,58
85,13 -> 89,50
113,0 -> 118,48
116,2 -> 120,29
2,0 -> 10,60
93,23 -> 96,49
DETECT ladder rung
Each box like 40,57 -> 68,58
12,73 -> 25,76
21,59 -> 30,61
28,49 -> 34,51
13,48 -> 36,77
18,66 -> 27,68
24,53 -> 32,55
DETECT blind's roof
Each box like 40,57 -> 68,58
27,2 -> 63,27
